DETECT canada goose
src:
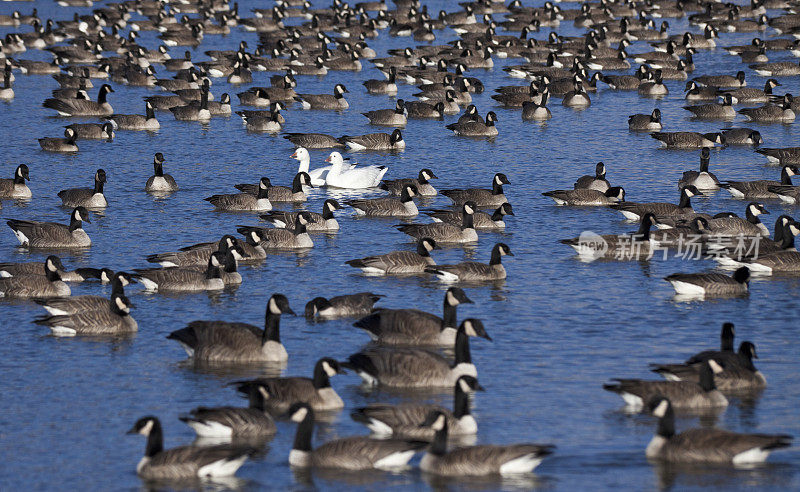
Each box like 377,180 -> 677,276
651,131 -> 725,149
7,206 -> 91,248
283,132 -> 344,149
756,147 -> 800,165
354,287 -> 472,346
628,108 -> 662,131
286,403 -> 425,470
749,60 -> 800,77
442,174 -> 509,208
676,322 -> 737,365
644,397 -> 791,464
665,266 -> 750,297
562,82 -> 592,107
679,148 -> 722,190
739,97 -> 796,123
684,94 -> 735,120
241,109 -> 283,132
721,165 -> 798,199
0,260 -> 104,283
145,152 -> 178,192
205,177 -> 272,211
604,360 -> 728,411
612,186 -> 702,221
237,88 -> 271,107
159,23 -> 204,47
446,111 -> 499,137
127,416 -> 256,480
42,84 -> 114,116
38,128 -> 79,152
570,162 -> 609,192
305,293 -> 384,319
652,341 -> 767,391
144,94 -> 185,110
189,247 -> 243,286
189,92 -> 231,117
521,94 -> 552,121
260,199 -> 341,232
363,99 -> 407,127
767,185 -> 800,204
704,203 -> 770,237
560,213 -> 659,261
693,71 -> 746,88
685,81 -> 719,101
720,79 -> 780,104
396,202 -> 478,244
65,122 -> 115,141
146,235 -> 239,267
236,173 -> 312,202
58,169 -> 107,208
721,128 -> 762,146
233,358 -> 346,413
180,384 -> 276,440
35,292 -> 136,337
363,67 -> 398,95
0,256 -> 71,298
238,212 -> 314,249
345,319 -> 491,387
346,237 -> 439,275
346,185 -> 418,217
543,187 -> 625,206
352,375 -> 483,440
170,86 -> 211,121
381,169 -> 437,196
426,243 -> 513,283
638,71 -> 668,96
419,410 -> 554,476
339,129 -> 405,151
168,294 -> 294,363
426,202 -> 515,230
0,164 -> 31,198
105,101 -> 159,130
295,83 -> 348,110
35,271 -> 134,315
135,252 -> 225,292
0,61 -> 13,100
406,101 -> 446,119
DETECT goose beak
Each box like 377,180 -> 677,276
125,426 -> 138,434
285,308 -> 297,316
325,156 -> 331,163
475,384 -> 486,392
291,151 -> 298,158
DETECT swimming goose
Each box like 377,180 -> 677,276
0,256 -> 71,298
679,322 -> 736,365
346,185 -> 418,217
628,109 -> 663,131
419,410 -> 554,476
652,342 -> 767,391
190,93 -> 231,117
442,173 -> 510,208
287,403 -> 425,470
58,169 -> 107,208
35,292 -> 136,337
180,384 -> 276,440
0,61 -> 13,100
446,111 -> 499,137
692,71 -> 746,88
35,271 -> 134,315
188,247 -> 243,286
426,243 -> 513,283
363,67 -> 398,94
396,202 -> 479,244
237,212 -> 314,249
170,86 -> 211,121
749,60 -> 800,77
7,206 -> 91,248
685,81 -> 719,101
521,93 -> 552,121
720,128 -> 762,146
572,162 -> 610,192
426,202 -> 515,230
651,131 -> 725,149
638,71 -> 668,97
305,293 -> 383,319
324,152 -> 387,188
352,375 -> 483,440
0,164 -> 31,198
612,186 -> 701,221
562,82 -> 591,107
679,148 -> 722,190
205,177 -> 272,211
345,319 -> 491,388
127,416 -> 256,480
38,128 -> 79,152
42,84 -> 114,116
721,165 -> 798,199
604,360 -> 728,411
260,199 -> 341,232
106,101 -> 159,130
704,203 -> 770,237
168,293 -> 294,362
65,122 -> 115,141
560,213 -> 659,261
146,235 -> 239,268
237,88 -> 271,107
339,129 -> 405,151
543,187 -> 625,206
136,252 -> 226,293
145,153 -> 178,192
381,169 -> 437,196
664,266 -> 750,297
739,96 -> 796,123
684,94 -> 735,120
363,99 -> 407,126
295,83 -> 349,110
406,101 -> 446,119
346,237 -> 439,275
144,94 -> 185,110
720,79 -> 780,104
0,260 -> 104,283
292,147 -> 352,186
236,173 -> 312,203
233,358 -> 346,413
644,397 -> 791,464
353,287 -> 472,346
768,185 -> 800,204
756,147 -> 800,165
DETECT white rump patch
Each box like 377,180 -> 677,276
197,455 -> 248,477
732,447 -> 771,465
499,454 -> 543,474
374,450 -> 416,470
50,326 -> 77,337
668,280 -> 706,296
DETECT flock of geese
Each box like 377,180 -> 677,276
0,0 -> 799,485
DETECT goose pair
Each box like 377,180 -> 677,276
0,256 -> 71,298
346,237 -> 439,275
381,168 -> 438,196
345,319 -> 491,388
65,122 -> 115,141
346,185 -> 418,217
560,213 -> 658,261
205,178 -> 272,211
324,152 -> 387,188
261,199 -> 342,232
36,271 -> 134,315
167,294 -> 294,363
426,202 -> 514,230
237,212 -> 314,249
0,164 -> 31,198
235,173 -> 313,203
7,206 -> 91,248
721,165 -> 798,200
136,252 -> 228,292
396,202 -> 478,244
446,111 -> 498,137
426,243 -> 513,282
58,169 -> 107,208
34,292 -> 136,337
146,235 -> 239,268
42,84 -> 114,116
291,147 -> 352,186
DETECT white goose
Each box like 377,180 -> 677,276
292,147 -> 355,187
324,152 -> 388,189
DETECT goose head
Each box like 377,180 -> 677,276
445,286 -> 473,307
